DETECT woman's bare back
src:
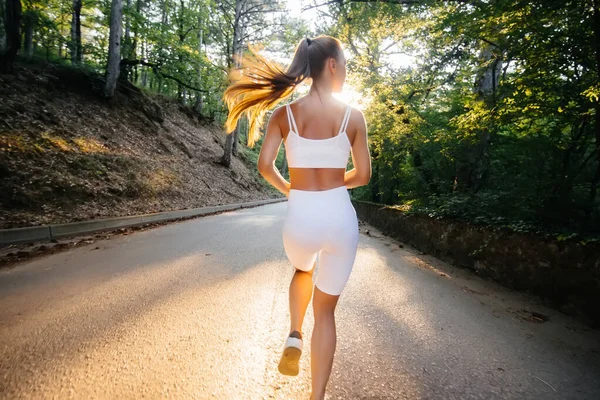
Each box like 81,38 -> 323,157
281,96 -> 358,191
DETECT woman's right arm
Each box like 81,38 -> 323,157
344,109 -> 371,189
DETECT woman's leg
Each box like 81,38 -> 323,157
278,262 -> 316,376
310,286 -> 340,400
289,261 -> 316,337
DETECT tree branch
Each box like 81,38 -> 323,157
302,0 -> 420,12
120,59 -> 209,93
302,0 -> 484,12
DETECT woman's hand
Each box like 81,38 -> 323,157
284,181 -> 291,198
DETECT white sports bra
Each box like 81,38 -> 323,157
284,103 -> 352,169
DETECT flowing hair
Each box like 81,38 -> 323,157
223,36 -> 343,148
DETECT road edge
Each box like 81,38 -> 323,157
0,197 -> 287,247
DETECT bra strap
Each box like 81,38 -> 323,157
286,104 -> 299,133
339,105 -> 352,134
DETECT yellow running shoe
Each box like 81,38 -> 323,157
277,333 -> 303,376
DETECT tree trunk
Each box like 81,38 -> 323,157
22,12 -> 33,59
194,94 -> 203,114
232,104 -> 246,156
194,16 -> 203,114
141,37 -> 147,87
70,0 -> 82,64
0,0 -> 21,73
161,0 -> 167,24
0,0 -> 6,53
220,0 -> 244,168
232,21 -> 245,157
221,133 -> 234,167
124,0 -> 131,57
131,0 -> 142,81
104,0 -> 123,98
233,0 -> 249,157
232,126 -> 240,156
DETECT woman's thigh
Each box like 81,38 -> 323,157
315,201 -> 359,295
282,186 -> 359,284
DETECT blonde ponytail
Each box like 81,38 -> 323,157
223,36 -> 342,148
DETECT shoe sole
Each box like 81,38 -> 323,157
278,347 -> 302,376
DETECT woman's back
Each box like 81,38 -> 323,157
286,97 -> 354,142
277,95 -> 365,191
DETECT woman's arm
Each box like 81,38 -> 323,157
344,109 -> 371,189
257,108 -> 291,197
344,167 -> 363,189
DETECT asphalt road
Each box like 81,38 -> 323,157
1,202 -> 599,400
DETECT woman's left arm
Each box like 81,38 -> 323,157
257,108 -> 291,198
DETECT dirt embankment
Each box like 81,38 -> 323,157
0,62 -> 280,230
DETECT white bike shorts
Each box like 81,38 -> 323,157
282,185 -> 360,296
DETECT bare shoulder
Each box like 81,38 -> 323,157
270,105 -> 287,121
267,105 -> 288,129
347,106 -> 367,130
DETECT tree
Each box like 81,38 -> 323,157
0,0 -> 6,52
21,8 -> 35,58
104,0 -> 123,98
0,0 -> 22,73
70,0 -> 82,64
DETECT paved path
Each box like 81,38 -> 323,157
0,202 -> 599,399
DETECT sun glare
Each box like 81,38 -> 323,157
292,81 -> 368,111
333,83 -> 368,110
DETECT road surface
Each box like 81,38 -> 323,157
1,202 -> 599,399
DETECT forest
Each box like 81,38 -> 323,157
1,0 -> 598,238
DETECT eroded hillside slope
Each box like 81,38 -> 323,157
0,63 -> 280,229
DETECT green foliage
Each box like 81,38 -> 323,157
331,0 -> 599,236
